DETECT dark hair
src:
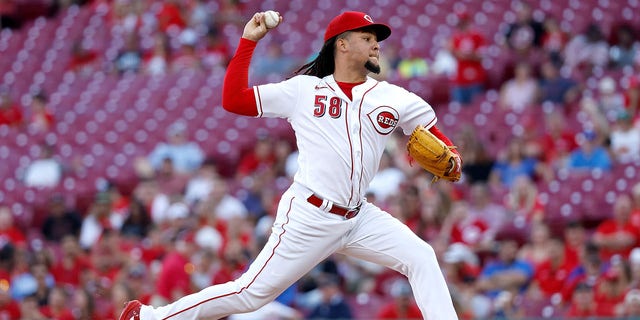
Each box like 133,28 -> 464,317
293,36 -> 338,78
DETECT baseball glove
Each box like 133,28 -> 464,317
407,125 -> 461,183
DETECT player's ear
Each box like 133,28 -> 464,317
335,37 -> 348,53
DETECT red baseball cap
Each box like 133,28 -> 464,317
324,11 -> 391,42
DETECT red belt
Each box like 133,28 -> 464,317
307,194 -> 361,219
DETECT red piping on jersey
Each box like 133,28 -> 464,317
162,196 -> 295,319
222,38 -> 260,117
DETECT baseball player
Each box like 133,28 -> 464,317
120,10 -> 461,320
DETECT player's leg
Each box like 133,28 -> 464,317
337,202 -> 458,320
140,188 -> 351,320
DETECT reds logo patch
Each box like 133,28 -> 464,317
367,106 -> 399,135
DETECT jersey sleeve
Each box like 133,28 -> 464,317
253,76 -> 302,119
398,90 -> 437,135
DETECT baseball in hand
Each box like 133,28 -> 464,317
264,10 -> 280,29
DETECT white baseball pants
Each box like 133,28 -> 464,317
140,182 -> 458,319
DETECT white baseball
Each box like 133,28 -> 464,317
264,10 -> 280,29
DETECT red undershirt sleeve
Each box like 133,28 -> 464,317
221,38 -> 259,117
429,125 -> 460,156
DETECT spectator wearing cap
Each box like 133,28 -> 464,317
592,194 -> 637,262
147,120 -> 205,174
375,278 -> 422,319
562,242 -> 604,303
306,273 -> 353,320
593,255 -> 631,317
566,130 -> 613,171
610,110 -> 640,164
41,195 -> 82,242
79,192 -> 124,249
475,233 -> 534,300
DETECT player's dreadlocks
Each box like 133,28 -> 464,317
292,36 -> 338,78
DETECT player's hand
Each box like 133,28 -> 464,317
242,12 -> 281,42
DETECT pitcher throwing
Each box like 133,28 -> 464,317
120,10 -> 461,320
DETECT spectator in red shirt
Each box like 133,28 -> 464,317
532,236 -> 576,298
68,39 -> 101,76
564,282 -> 600,318
236,134 -> 276,178
625,72 -> 639,120
593,194 -> 637,261
540,16 -> 568,65
0,206 -> 26,248
50,235 -> 92,288
156,0 -> 186,33
153,231 -> 197,305
39,286 -> 74,320
538,110 -> 578,169
0,278 -> 20,319
632,182 -> 640,229
593,256 -> 631,317
376,278 -> 422,319
563,220 -> 588,272
447,10 -> 487,105
0,89 -> 23,127
441,201 -> 492,252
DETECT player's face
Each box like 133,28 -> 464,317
345,30 -> 381,74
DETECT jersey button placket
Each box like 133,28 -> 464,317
350,95 -> 362,205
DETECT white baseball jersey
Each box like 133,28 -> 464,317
140,75 -> 458,320
255,74 -> 436,207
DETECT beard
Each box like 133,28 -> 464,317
365,59 -> 380,74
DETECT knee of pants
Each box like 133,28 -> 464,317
404,242 -> 438,270
235,281 -> 282,312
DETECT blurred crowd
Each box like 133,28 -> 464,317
2,0 -> 640,319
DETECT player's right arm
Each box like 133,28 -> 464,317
222,12 -> 281,116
